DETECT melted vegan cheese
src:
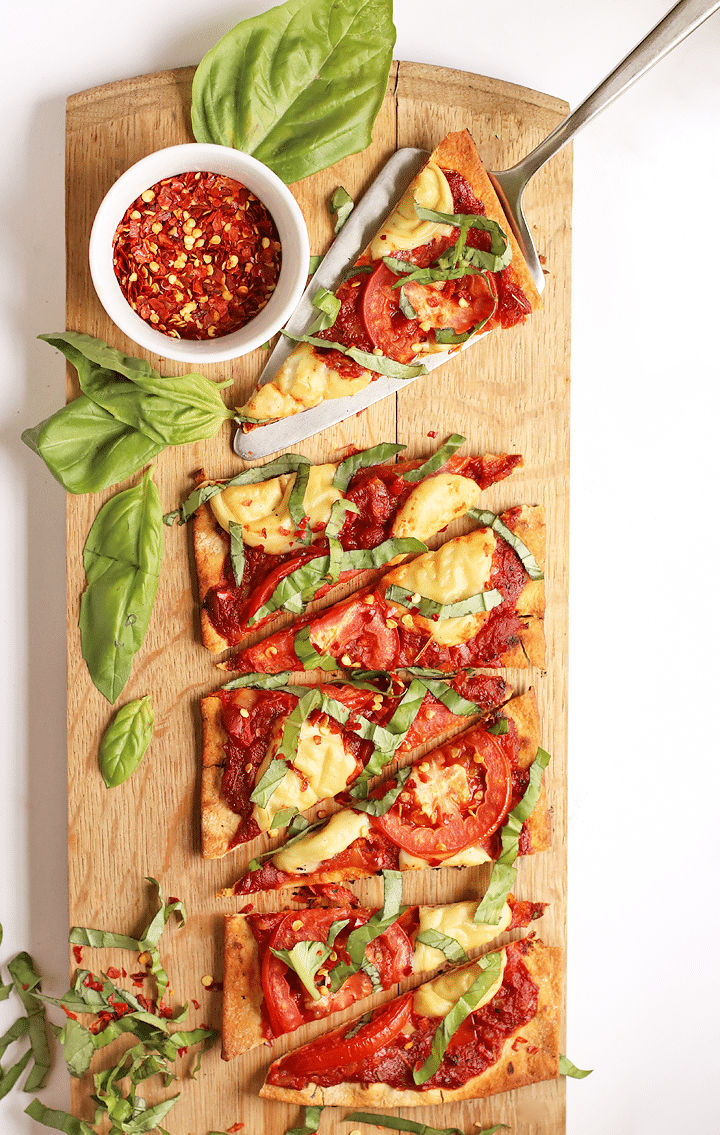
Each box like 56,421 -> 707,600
384,527 -> 497,646
209,463 -> 342,556
240,342 -> 372,421
397,843 -> 493,871
413,901 -> 513,971
252,719 -> 357,832
414,949 -> 507,1018
369,162 -> 455,259
272,809 -> 371,875
391,474 -> 482,542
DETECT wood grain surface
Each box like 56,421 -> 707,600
65,61 -> 571,1135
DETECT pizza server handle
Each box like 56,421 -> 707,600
490,0 -> 720,293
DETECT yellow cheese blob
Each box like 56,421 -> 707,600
369,162 -> 455,259
240,342 -> 372,421
413,901 -> 513,971
273,809 -> 371,876
391,474 -> 482,542
413,949 -> 507,1019
397,843 -> 493,871
252,720 -> 357,832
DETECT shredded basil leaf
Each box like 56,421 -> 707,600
308,286 -> 342,334
308,255 -> 324,276
487,717 -> 510,735
560,1053 -> 593,1078
228,522 -> 244,588
343,1112 -> 508,1135
351,765 -> 412,816
329,871 -> 404,992
349,679 -> 427,796
285,1105 -> 324,1135
413,951 -> 504,1084
414,206 -> 512,272
411,675 -> 487,717
250,688 -> 322,810
168,453 -> 312,525
403,434 -> 465,482
282,330 -> 428,379
469,508 -> 544,580
330,186 -> 354,233
4,952 -> 51,1093
398,286 -> 417,319
24,1101 -> 96,1135
220,671 -> 295,690
415,929 -> 470,965
333,441 -> 406,490
385,582 -> 503,620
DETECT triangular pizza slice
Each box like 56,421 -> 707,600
260,937 -> 560,1107
239,130 -> 542,425
224,505 -> 545,675
201,670 -> 511,858
222,888 -> 546,1057
222,689 -> 550,895
171,436 -> 521,652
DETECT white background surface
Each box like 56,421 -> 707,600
1,1 -> 719,1132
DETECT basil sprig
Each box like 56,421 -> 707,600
329,871 -> 405,993
473,747 -> 551,925
167,452 -> 312,526
385,582 -> 503,620
79,469 -> 163,704
333,441 -> 406,490
560,1053 -> 593,1078
191,0 -> 396,185
469,508 -> 544,580
330,186 -> 354,233
344,1113 -> 509,1135
98,696 -> 154,788
22,332 -> 235,495
413,950 -> 504,1084
283,331 -> 428,380
403,434 -> 465,482
270,940 -> 334,1002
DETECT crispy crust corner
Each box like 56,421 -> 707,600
193,502 -> 233,654
200,695 -> 241,860
222,914 -> 265,1059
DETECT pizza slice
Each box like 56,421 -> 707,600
201,670 -> 511,858
174,435 -> 521,652
224,504 -> 545,675
239,130 -> 542,425
222,886 -> 546,1057
222,689 -> 550,895
260,937 -> 560,1107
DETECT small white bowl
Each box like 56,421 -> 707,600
89,143 -> 310,364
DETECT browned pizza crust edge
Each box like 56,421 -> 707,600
221,914 -> 265,1059
200,694 -> 245,859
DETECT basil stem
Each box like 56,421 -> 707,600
169,453 -> 312,525
98,696 -> 154,788
469,508 -> 544,580
333,441 -> 406,490
330,186 -> 354,233
282,331 -> 428,379
79,469 -> 163,704
413,951 -> 504,1084
228,521 -> 245,586
560,1053 -> 593,1078
329,870 -> 404,992
385,583 -> 503,619
403,434 -> 465,482
285,1106 -> 324,1135
414,929 -> 469,965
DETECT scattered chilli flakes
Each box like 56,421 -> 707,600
112,171 -> 282,341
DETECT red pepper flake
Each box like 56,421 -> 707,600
158,1003 -> 174,1019
228,1124 -> 245,1133
238,903 -> 254,914
168,896 -> 180,904
83,975 -> 104,993
106,966 -> 122,979
112,172 -> 282,341
136,995 -> 152,1012
427,430 -> 438,438
191,999 -> 201,1010
177,1046 -> 189,1058
72,945 -> 83,964
61,1006 -> 79,1020
21,983 -> 29,991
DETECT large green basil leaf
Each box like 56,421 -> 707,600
98,696 -> 154,788
191,0 -> 396,185
79,470 -> 163,703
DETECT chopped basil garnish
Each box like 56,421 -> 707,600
398,286 -> 417,319
344,1113 -> 509,1135
293,625 -> 341,671
308,255 -> 323,276
349,679 -> 427,796
487,717 -> 510,735
414,205 -> 512,273
403,433 -> 465,482
168,453 -> 312,525
329,871 -> 405,992
282,331 -> 428,380
350,764 -> 412,816
333,441 -> 406,490
330,186 -> 354,233
474,747 -> 551,925
285,1106 -> 325,1135
342,1010 -> 373,1039
1,951 -> 51,1094
325,498 -> 360,582
413,950 -> 504,1084
24,1101 -> 96,1134
270,940 -> 333,1001
410,675 -> 488,717
339,262 -> 374,283
385,582 -> 503,619
220,670 -> 295,690
227,521 -> 245,587
415,929 -> 469,965
308,286 -> 342,334
469,508 -> 544,580
560,1053 -> 593,1078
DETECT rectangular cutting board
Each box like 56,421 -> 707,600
65,61 -> 571,1135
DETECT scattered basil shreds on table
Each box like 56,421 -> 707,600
560,1053 -> 593,1078
284,1106 -> 324,1135
98,696 -> 154,788
344,1110 -> 509,1135
191,0 -> 396,185
0,941 -> 51,1097
79,469 -> 163,704
330,186 -> 354,233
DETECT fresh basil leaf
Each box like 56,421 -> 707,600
411,675 -> 486,717
385,583 -> 503,619
98,696 -> 154,788
330,186 -> 354,233
270,940 -> 333,1002
397,286 -> 418,320
560,1053 -> 593,1078
248,557 -> 332,626
351,765 -> 412,817
288,460 -> 311,528
329,870 -> 404,992
327,919 -> 350,947
24,1100 -> 96,1135
294,625 -> 341,672
349,679 -> 427,795
413,951 -> 504,1084
469,508 -> 544,580
415,930 -> 469,965
79,470 -> 163,704
266,807 -> 298,830
191,0 -> 396,185
381,255 -> 415,275
283,331 -> 428,379
342,535 -> 427,571
7,953 -> 51,1092
170,453 -> 311,525
403,434 -> 465,482
344,1113 -> 508,1135
487,717 -> 509,735
0,1016 -> 29,1058
333,441 -> 406,490
414,206 -> 512,272
59,1016 -> 95,1078
227,521 -> 245,588
251,688 -> 322,809
220,671 -> 295,691
285,1106 -> 324,1135
308,286 -> 342,335
326,499 -> 360,583
308,255 -> 324,276
0,1047 -> 32,1100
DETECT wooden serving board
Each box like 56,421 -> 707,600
65,62 -> 571,1135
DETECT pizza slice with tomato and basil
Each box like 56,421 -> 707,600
202,670 -> 512,859
168,435 -> 521,653
223,504 -> 545,676
222,874 -> 546,1058
239,129 -> 542,425
222,689 -> 550,896
260,936 -> 560,1107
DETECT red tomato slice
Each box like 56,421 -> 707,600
404,271 -> 496,336
376,732 -> 512,859
278,992 -> 413,1076
361,262 -> 424,363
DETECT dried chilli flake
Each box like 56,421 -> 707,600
112,171 -> 282,341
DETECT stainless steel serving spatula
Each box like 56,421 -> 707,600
234,0 -> 719,461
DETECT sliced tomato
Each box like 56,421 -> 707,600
278,992 -> 413,1076
376,732 -> 512,859
361,262 -> 424,363
244,546 -> 328,624
404,270 -> 496,336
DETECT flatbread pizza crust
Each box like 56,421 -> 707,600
260,939 -> 560,1107
200,694 -> 243,860
222,914 -> 265,1060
